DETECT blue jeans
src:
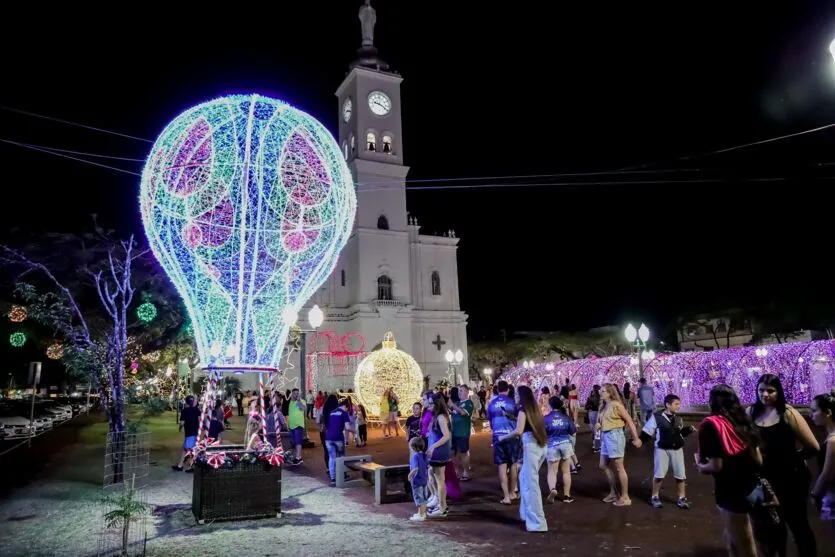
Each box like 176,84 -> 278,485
325,440 -> 345,480
519,432 -> 547,532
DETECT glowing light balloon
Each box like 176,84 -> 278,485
140,94 -> 356,372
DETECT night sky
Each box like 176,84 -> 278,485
2,3 -> 835,345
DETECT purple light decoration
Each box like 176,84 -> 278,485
500,340 -> 835,407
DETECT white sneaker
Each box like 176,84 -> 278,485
428,507 -> 448,518
427,495 -> 438,509
409,513 -> 426,521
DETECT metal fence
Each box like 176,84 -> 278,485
96,429 -> 150,557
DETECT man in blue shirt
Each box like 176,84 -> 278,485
487,380 -> 520,504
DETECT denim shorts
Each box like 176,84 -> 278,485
601,429 -> 625,458
183,436 -> 197,450
291,426 -> 304,447
412,484 -> 430,506
546,442 -> 574,462
717,484 -> 765,514
493,438 -> 521,465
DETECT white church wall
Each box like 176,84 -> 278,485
357,230 -> 411,303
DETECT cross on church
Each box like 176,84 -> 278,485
432,334 -> 446,351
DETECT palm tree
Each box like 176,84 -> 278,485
103,487 -> 150,556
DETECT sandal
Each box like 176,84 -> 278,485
613,498 -> 632,507
499,498 -> 512,505
602,494 -> 618,503
547,489 -> 559,504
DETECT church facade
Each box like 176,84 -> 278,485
283,2 -> 469,393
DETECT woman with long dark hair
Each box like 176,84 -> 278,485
696,384 -> 764,557
748,374 -> 819,556
810,390 -> 835,542
499,385 -> 548,532
319,394 -> 339,477
323,394 -> 354,485
426,393 -> 452,517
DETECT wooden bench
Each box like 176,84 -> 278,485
335,455 -> 411,504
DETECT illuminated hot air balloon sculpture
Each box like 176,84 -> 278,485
140,95 -> 356,453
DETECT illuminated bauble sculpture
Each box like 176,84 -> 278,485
8,305 -> 27,323
354,332 -> 424,416
139,94 -> 356,372
46,342 -> 64,360
9,332 -> 26,347
136,302 -> 157,323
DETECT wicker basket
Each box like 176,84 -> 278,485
192,447 -> 282,523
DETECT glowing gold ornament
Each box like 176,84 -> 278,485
8,305 -> 27,323
46,342 -> 64,360
354,332 -> 424,417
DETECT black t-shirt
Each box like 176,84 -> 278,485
698,420 -> 759,506
181,406 -> 200,437
559,385 -> 570,399
405,415 -> 421,440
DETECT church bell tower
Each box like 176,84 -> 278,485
335,0 -> 409,232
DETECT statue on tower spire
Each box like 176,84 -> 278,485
359,0 -> 376,48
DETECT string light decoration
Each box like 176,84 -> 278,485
500,339 -> 835,407
9,332 -> 26,347
46,342 -> 64,360
8,305 -> 27,323
136,302 -> 157,323
139,94 -> 356,373
354,332 -> 424,417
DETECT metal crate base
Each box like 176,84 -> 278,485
192,451 -> 282,523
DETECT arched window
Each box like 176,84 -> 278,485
382,135 -> 392,153
431,271 -> 441,296
350,134 -> 356,152
377,275 -> 393,301
366,132 -> 376,152
377,214 -> 389,230
343,141 -> 348,160
340,269 -> 346,287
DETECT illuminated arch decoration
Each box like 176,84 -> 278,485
9,331 -> 26,347
139,94 -> 356,374
8,305 -> 27,323
500,340 -> 835,407
354,332 -> 424,416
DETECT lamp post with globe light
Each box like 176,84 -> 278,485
445,348 -> 464,385
282,304 -> 325,394
830,38 -> 835,64
624,323 -> 653,381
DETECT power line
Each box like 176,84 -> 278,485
0,139 -> 141,177
0,105 -> 153,144
2,140 -> 146,162
619,122 -> 835,171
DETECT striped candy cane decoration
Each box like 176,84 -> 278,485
197,369 -> 218,443
258,372 -> 268,446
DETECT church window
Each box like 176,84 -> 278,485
431,271 -> 441,296
343,141 -> 348,160
341,269 -> 346,287
382,135 -> 392,153
377,214 -> 389,230
350,134 -> 356,152
377,275 -> 393,301
366,132 -> 376,151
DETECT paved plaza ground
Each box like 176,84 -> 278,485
0,411 -> 831,556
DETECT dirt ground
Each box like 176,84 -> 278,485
292,415 -> 834,557
0,411 -> 832,556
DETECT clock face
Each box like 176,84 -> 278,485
342,98 -> 353,123
368,91 -> 392,116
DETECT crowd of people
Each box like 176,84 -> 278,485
170,374 -> 835,556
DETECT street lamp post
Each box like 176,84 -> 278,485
624,323 -> 653,381
830,38 -> 835,64
444,348 -> 464,385
282,304 -> 324,394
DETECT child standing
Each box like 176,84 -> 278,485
640,394 -> 695,509
356,404 -> 368,447
543,396 -> 577,503
408,436 -> 430,521
405,402 -> 423,441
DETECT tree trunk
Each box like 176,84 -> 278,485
121,519 -> 129,557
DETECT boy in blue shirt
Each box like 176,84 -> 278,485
487,380 -> 520,504
407,435 -> 429,521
